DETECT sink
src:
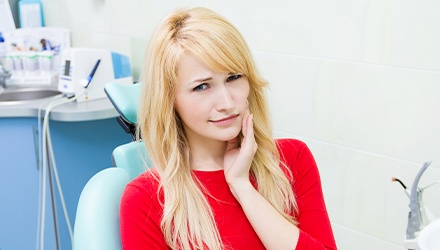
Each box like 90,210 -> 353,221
0,87 -> 62,104
419,218 -> 440,250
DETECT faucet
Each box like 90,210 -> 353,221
394,161 -> 440,249
0,64 -> 11,89
406,161 -> 431,240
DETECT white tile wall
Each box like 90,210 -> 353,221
42,0 -> 440,249
333,223 -> 405,250
257,52 -> 440,165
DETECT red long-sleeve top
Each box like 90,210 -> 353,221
120,139 -> 337,249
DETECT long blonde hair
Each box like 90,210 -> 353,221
138,7 -> 297,249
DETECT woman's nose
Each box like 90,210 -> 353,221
215,86 -> 234,111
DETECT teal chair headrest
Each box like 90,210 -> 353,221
104,82 -> 141,124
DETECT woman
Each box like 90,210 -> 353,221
120,7 -> 336,250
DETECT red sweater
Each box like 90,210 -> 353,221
120,139 -> 337,249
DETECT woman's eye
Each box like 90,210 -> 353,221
193,83 -> 208,91
227,74 -> 243,82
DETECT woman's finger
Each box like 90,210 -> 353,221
241,109 -> 250,138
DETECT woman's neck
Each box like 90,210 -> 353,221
188,138 -> 227,171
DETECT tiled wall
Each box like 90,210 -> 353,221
42,0 -> 440,249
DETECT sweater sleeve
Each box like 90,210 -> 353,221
119,176 -> 169,249
277,139 -> 337,250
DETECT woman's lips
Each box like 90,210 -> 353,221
210,114 -> 239,126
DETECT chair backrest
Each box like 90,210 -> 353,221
74,168 -> 130,250
112,141 -> 151,180
74,82 -> 150,250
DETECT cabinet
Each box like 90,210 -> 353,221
0,117 -> 129,249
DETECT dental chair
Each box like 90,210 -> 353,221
74,82 -> 151,250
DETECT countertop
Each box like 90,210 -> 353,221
0,94 -> 119,122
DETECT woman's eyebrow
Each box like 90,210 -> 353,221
188,77 -> 212,86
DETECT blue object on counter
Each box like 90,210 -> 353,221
111,52 -> 132,79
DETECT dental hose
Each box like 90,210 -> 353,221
37,96 -> 65,250
37,89 -> 86,250
37,59 -> 100,250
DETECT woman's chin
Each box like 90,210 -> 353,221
217,130 -> 242,142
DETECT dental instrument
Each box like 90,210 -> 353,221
58,48 -> 132,102
84,59 -> 101,88
392,177 -> 410,198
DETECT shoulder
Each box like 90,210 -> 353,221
127,169 -> 160,190
121,169 -> 162,207
274,138 -> 317,178
275,138 -> 310,162
275,138 -> 307,151
120,169 -> 167,248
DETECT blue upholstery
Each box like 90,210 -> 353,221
74,82 -> 150,249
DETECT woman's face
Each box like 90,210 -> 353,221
174,53 -> 250,144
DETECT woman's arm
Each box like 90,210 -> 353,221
229,179 -> 301,249
224,113 -> 299,249
286,139 -> 336,249
224,113 -> 336,250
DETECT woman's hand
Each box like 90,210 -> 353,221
223,110 -> 257,196
223,111 -> 300,249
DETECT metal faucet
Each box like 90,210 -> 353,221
406,161 -> 431,240
0,64 -> 11,88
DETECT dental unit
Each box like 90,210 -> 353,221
35,48 -> 133,250
58,48 -> 133,102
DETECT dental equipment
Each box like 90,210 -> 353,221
58,48 -> 132,102
36,59 -> 107,249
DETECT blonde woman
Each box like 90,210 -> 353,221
120,7 -> 336,250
